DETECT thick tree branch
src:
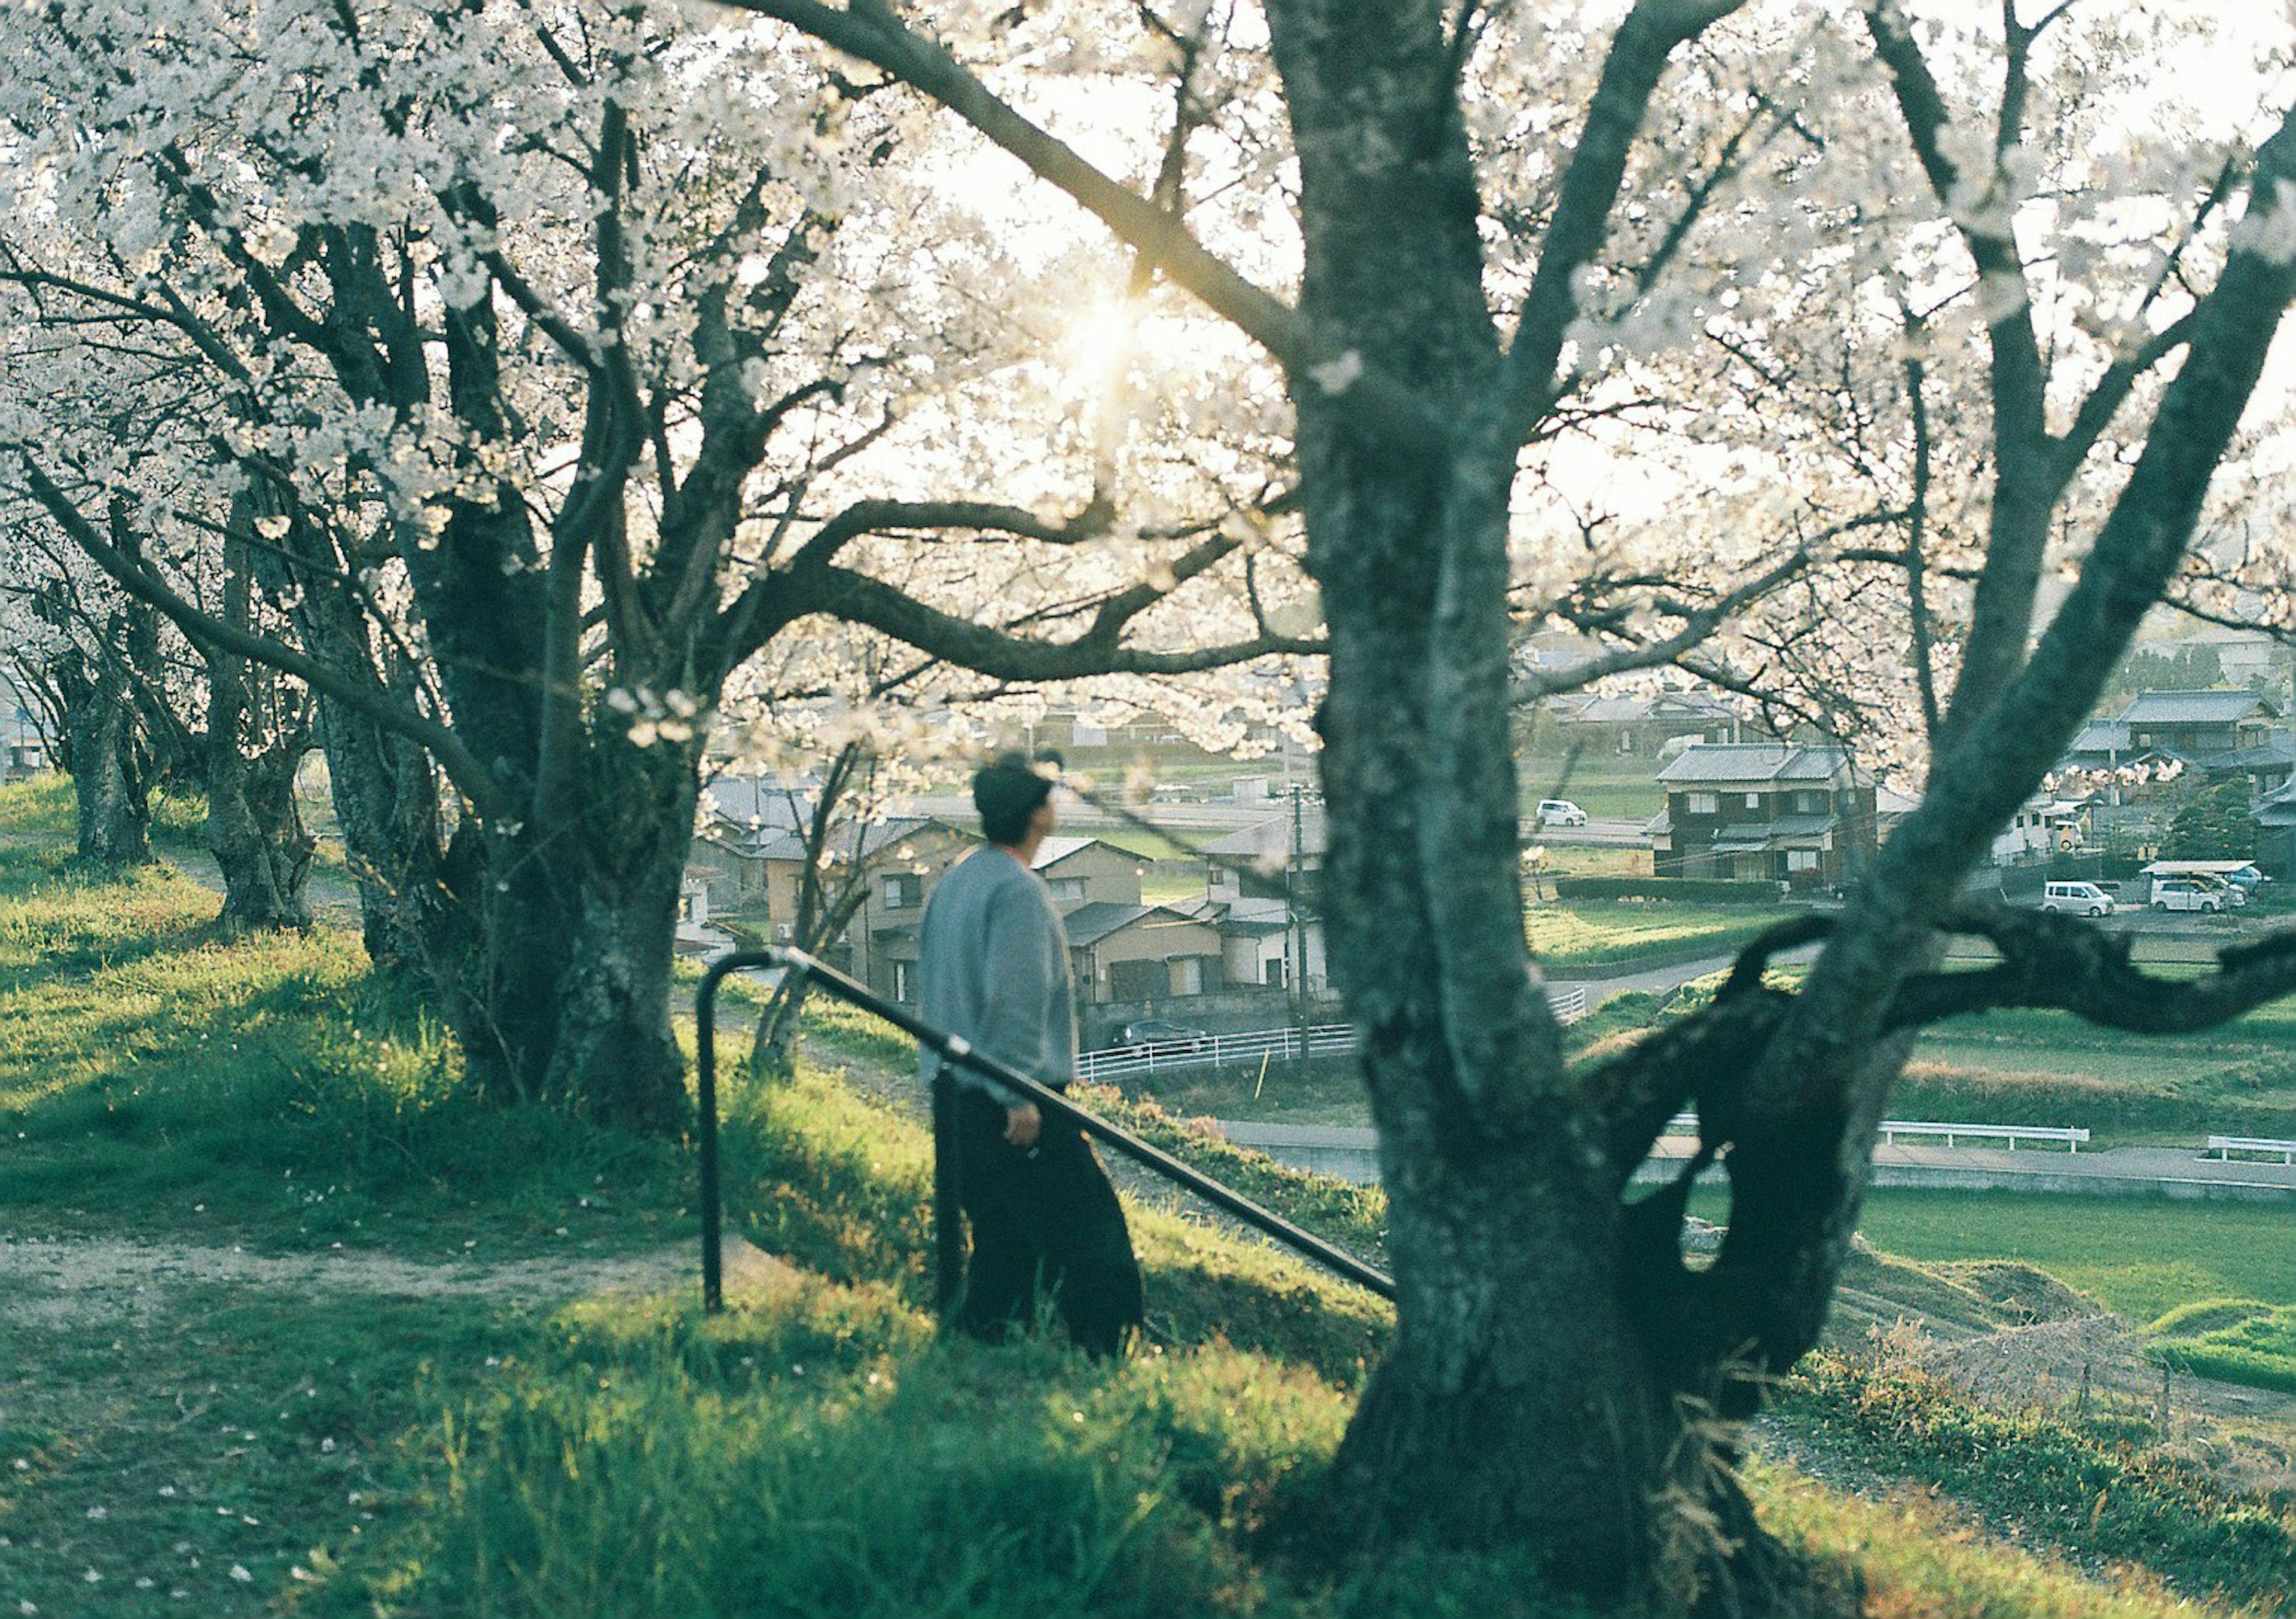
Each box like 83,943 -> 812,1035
1863,1 -> 2054,737
718,0 -> 1302,355
796,561 -> 1321,677
716,0 -> 1446,455
5,453 -> 510,820
1488,0 -> 1748,449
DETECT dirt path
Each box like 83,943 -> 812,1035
0,1230 -> 792,1330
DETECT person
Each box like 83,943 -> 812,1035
916,750 -> 1145,1356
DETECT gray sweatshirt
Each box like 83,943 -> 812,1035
915,845 -> 1077,1105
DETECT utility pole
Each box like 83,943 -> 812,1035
1287,784 -> 1306,1056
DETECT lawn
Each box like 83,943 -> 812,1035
1828,1189 -> 2296,1322
2152,1301 -> 2296,1394
1525,899 -> 1787,968
4,778 -> 2292,1618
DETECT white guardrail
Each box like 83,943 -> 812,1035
1661,1115 -> 2087,1152
2208,1134 -> 2296,1164
1077,985 -> 1590,1083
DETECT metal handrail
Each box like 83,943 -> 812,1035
693,946 -> 1395,1313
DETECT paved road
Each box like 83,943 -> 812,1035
1218,1122 -> 2296,1202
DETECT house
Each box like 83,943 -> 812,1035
2253,777 -> 2296,875
1200,807 -> 1327,994
754,815 -> 977,999
2056,691 -> 2294,826
682,771 -> 823,920
1991,792 -> 2090,866
2115,689 -> 2282,768
686,796 -> 1227,1009
1544,689 -> 1748,757
1062,902 -> 1226,1004
1649,743 -> 1877,887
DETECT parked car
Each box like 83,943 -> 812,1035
1535,799 -> 1589,827
2040,881 -> 2114,917
1119,1018 -> 1210,1050
2151,878 -> 2224,914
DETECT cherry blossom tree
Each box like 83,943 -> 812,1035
0,0 -> 1311,1128
715,0 -> 2296,1605
0,542 -> 164,866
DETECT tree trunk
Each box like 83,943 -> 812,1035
203,511 -> 317,932
206,743 -> 315,930
1258,4 -> 1849,1603
57,646 -> 152,867
456,726 -> 700,1133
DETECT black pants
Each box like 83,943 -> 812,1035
952,1086 -> 1144,1357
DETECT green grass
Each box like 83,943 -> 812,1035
2150,1300 -> 2296,1395
3,777 -> 2291,1619
0,840 -> 690,1256
1818,1190 -> 2296,1322
1525,900 -> 1787,969
1769,1355 -> 2296,1614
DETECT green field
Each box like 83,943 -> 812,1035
1839,1189 -> 2296,1321
1525,899 -> 1785,967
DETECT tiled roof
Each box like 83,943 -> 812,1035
2118,689 -> 2277,724
1061,902 -> 1152,945
747,815 -> 957,864
698,773 -> 823,831
1064,902 -> 1217,947
1657,743 -> 1850,786
1033,836 -> 1113,870
2065,720 -> 2132,756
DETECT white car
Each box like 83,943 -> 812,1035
2040,881 -> 2114,917
2151,878 -> 2223,914
1535,799 -> 1589,827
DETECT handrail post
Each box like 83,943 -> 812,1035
695,956 -> 735,1313
932,1065 -> 964,1319
689,945 -> 1396,1315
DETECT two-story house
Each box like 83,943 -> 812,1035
881,835 -> 1223,1009
2115,689 -> 2282,765
1649,743 -> 1877,887
1199,806 -> 1327,994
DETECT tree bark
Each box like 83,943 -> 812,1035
435,722 -> 700,1133
205,741 -> 315,931
53,617 -> 155,869
203,509 -> 317,931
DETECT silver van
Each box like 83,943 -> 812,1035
2041,881 -> 2114,917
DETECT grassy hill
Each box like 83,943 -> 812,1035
0,782 -> 2291,1617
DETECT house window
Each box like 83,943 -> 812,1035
1744,792 -> 1762,810
1687,792 -> 1719,815
892,960 -> 913,1001
883,873 -> 922,910
1787,850 -> 1819,872
1048,877 -> 1088,903
1264,957 -> 1287,988
1173,957 -> 1207,995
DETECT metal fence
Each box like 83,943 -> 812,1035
1075,984 -> 1591,1083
